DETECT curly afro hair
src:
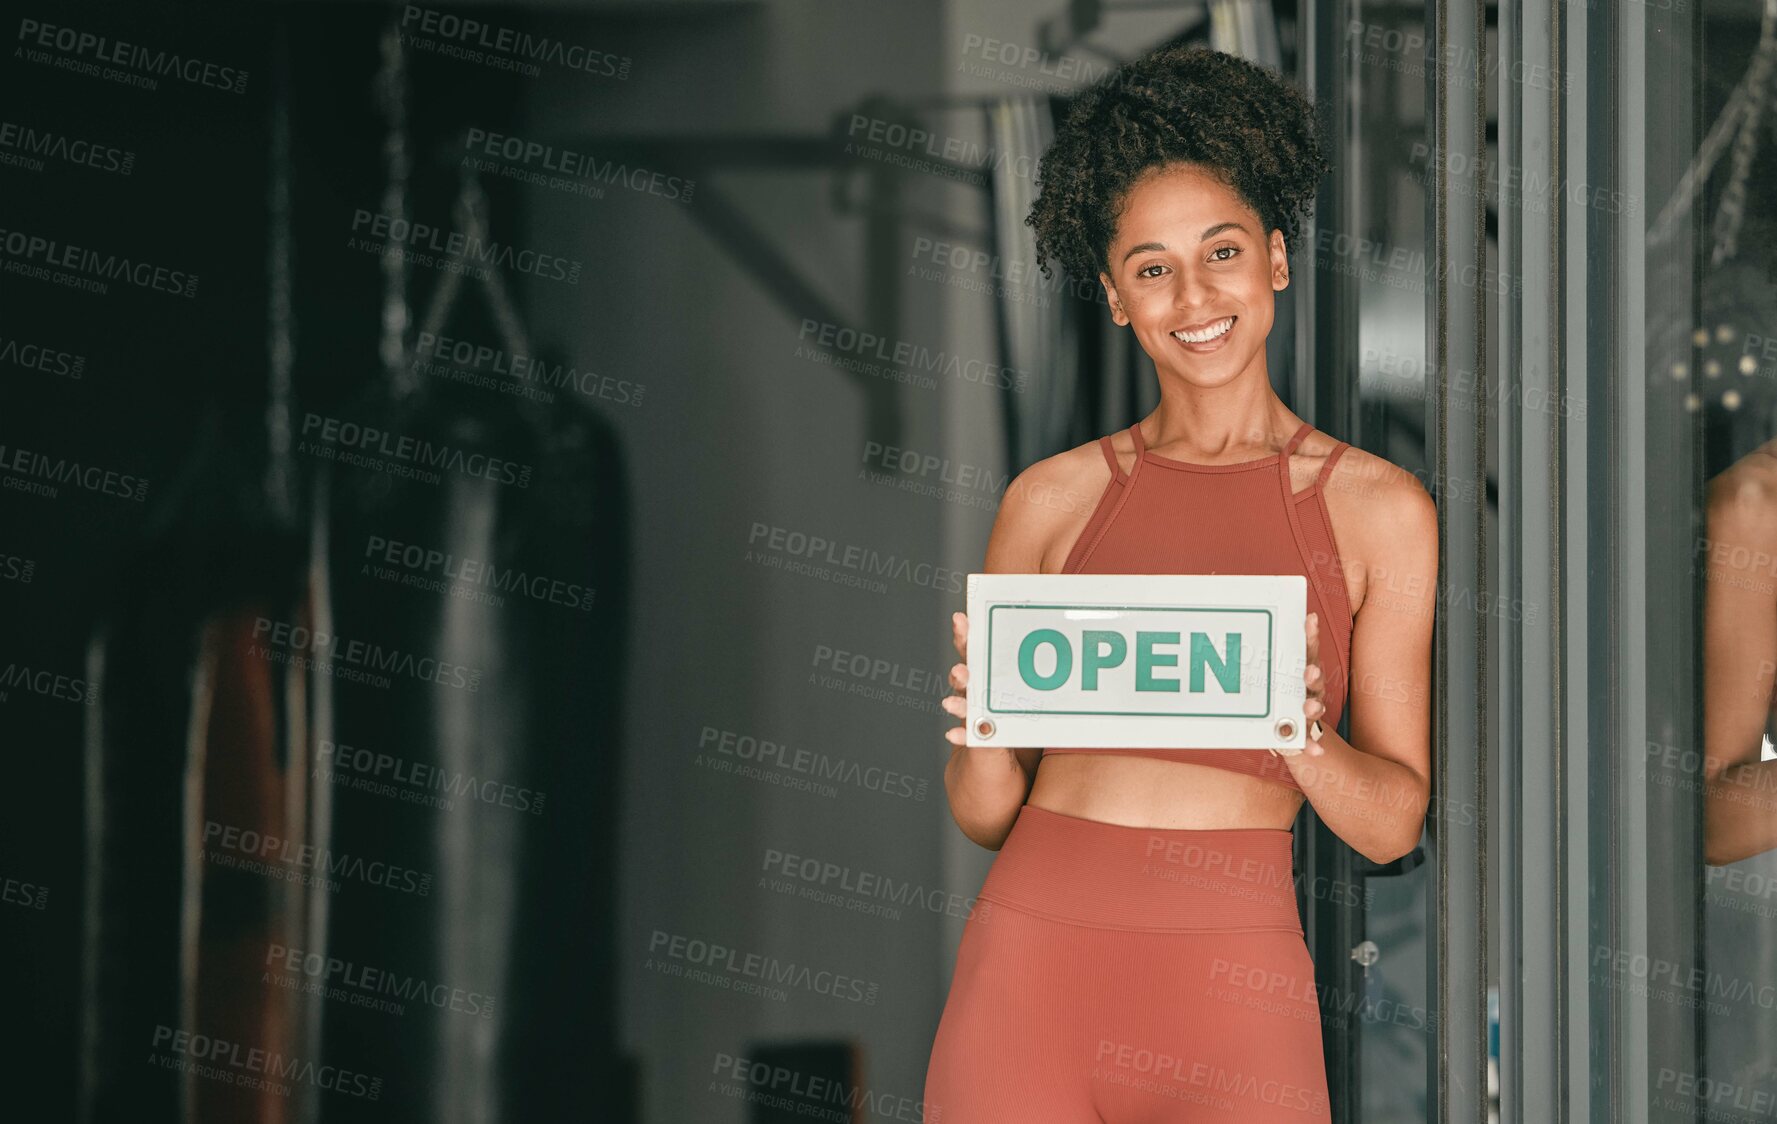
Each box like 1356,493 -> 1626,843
1026,45 -> 1331,283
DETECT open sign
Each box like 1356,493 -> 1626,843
964,573 -> 1307,750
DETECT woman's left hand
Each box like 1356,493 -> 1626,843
1302,611 -> 1327,757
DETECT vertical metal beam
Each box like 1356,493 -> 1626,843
1611,0 -> 1654,1118
1298,0 -> 1360,438
1426,0 -> 1490,1121
1640,4 -> 1705,1121
1501,0 -> 1567,1116
1296,5 -> 1364,1118
1566,3 -> 1608,1119
1504,3 -> 1700,1119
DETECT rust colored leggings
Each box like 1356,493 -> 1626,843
923,804 -> 1332,1123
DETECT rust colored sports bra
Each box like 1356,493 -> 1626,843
1043,419 -> 1356,794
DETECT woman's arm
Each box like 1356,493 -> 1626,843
1702,454 -> 1777,867
1284,465 -> 1438,864
939,456 -> 1083,849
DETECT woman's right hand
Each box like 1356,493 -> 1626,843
941,609 -> 1040,757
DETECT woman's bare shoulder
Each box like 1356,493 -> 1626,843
1319,442 -> 1437,573
986,437 -> 1120,573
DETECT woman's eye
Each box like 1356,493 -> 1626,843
1136,263 -> 1166,278
1209,245 -> 1240,262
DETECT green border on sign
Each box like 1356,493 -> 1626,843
984,604 -> 1275,717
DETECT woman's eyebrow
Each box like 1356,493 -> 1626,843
1119,222 -> 1250,262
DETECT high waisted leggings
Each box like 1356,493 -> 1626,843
923,804 -> 1332,1123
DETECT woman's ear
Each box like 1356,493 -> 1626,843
1100,272 -> 1127,324
1270,229 -> 1290,291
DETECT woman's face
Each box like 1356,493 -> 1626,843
1098,162 -> 1291,391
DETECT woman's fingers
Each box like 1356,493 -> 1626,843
1302,617 -> 1325,752
945,612 -> 971,741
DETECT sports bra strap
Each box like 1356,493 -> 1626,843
1282,421 -> 1315,457
1316,440 -> 1352,487
1097,435 -> 1126,483
1128,421 -> 1146,455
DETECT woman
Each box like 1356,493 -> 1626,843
1702,437 -> 1777,865
922,45 -> 1437,1122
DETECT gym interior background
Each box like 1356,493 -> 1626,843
3,1 -> 1772,1121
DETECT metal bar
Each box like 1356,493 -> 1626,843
1581,0 -> 1617,1110
1640,7 -> 1706,1121
1559,3 -> 1596,1119
1610,0 -> 1655,1117
1300,0 -> 1360,443
1296,4 -> 1364,1116
1426,1 -> 1490,1121
1500,0 -> 1566,1116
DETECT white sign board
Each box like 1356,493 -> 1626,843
964,573 -> 1307,751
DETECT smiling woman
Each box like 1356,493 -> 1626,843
924,43 -> 1438,1124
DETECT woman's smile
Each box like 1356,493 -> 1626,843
1170,314 -> 1237,352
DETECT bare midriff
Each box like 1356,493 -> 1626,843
1026,752 -> 1305,829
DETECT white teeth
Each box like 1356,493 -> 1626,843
1173,317 -> 1234,343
